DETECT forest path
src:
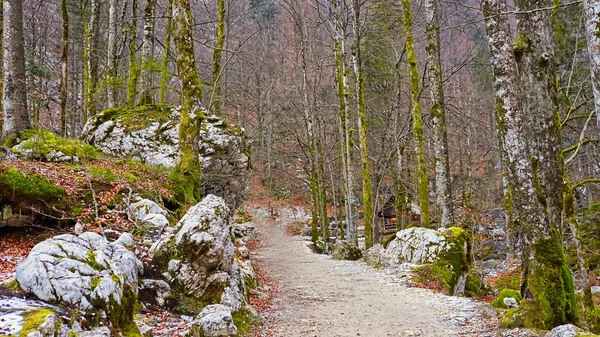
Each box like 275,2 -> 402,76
249,208 -> 499,337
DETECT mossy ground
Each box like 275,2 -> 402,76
1,168 -> 65,201
19,308 -> 56,336
95,105 -> 173,132
492,289 -> 522,309
12,129 -> 101,161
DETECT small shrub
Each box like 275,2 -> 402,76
1,168 -> 65,200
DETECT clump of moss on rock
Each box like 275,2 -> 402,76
492,289 -> 522,309
15,129 -> 100,161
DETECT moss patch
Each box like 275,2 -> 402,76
17,129 -> 100,161
95,105 -> 173,132
1,168 -> 65,200
19,308 -> 56,337
232,308 -> 262,336
492,289 -> 522,309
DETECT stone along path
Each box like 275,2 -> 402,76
250,209 -> 499,337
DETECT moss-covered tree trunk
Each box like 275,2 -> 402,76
351,0 -> 374,248
425,0 -> 453,227
139,0 -> 156,104
2,0 -> 28,138
210,0 -> 225,116
173,0 -> 204,203
159,0 -> 173,105
317,136 -> 330,243
401,0 -> 430,227
83,0 -> 100,121
126,0 -> 139,107
332,0 -> 357,244
60,0 -> 69,136
483,0 -> 577,328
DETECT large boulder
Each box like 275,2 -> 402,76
385,227 -> 471,294
16,232 -> 143,328
546,324 -> 598,337
153,194 -> 245,310
82,105 -> 250,208
188,304 -> 237,337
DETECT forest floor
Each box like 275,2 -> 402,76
248,207 -> 500,337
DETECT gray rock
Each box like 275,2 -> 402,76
140,279 -> 171,307
546,324 -> 597,337
115,232 -> 135,250
190,304 -> 237,337
142,213 -> 169,228
332,241 -> 363,261
16,232 -> 142,327
130,199 -> 167,221
591,285 -> 600,294
156,195 -> 241,309
76,327 -> 111,337
364,244 -> 390,268
503,297 -> 519,308
238,246 -> 250,259
232,222 -> 258,240
82,108 -> 250,209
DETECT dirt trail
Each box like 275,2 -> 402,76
250,209 -> 499,337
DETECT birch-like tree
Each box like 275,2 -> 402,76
127,0 -> 139,106
159,0 -> 173,104
582,0 -> 600,125
139,0 -> 156,104
173,0 -> 204,203
425,0 -> 453,227
2,0 -> 28,138
211,0 -> 226,116
60,0 -> 69,136
401,0 -> 430,227
351,0 -> 374,248
106,0 -> 119,109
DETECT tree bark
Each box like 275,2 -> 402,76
483,0 -> 577,327
425,0 -> 453,227
582,0 -> 600,125
2,0 -> 28,138
106,0 -> 118,109
401,0 -> 430,227
351,0 -> 374,248
173,0 -> 204,203
211,0 -> 226,116
139,0 -> 156,104
159,0 -> 173,105
127,0 -> 139,107
60,0 -> 69,136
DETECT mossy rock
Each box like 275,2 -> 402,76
492,289 -> 522,309
14,129 -> 100,161
95,105 -> 174,132
464,274 -> 483,297
0,167 -> 65,201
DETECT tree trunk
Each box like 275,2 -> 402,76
127,0 -> 139,106
425,0 -> 453,227
211,0 -> 226,116
2,0 -> 28,138
60,0 -> 69,136
483,0 -> 577,328
159,0 -> 173,105
582,0 -> 600,125
332,0 -> 357,244
173,0 -> 204,203
139,0 -> 156,104
351,0 -> 374,248
402,0 -> 430,227
106,0 -> 118,109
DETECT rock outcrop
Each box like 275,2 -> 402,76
546,324 -> 598,337
380,227 -> 471,294
16,232 -> 143,328
188,304 -> 238,337
152,194 -> 248,311
82,105 -> 250,208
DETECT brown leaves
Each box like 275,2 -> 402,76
0,231 -> 39,283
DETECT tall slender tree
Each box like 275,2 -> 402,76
402,0 -> 430,227
351,0 -> 374,248
139,0 -> 156,104
159,0 -> 173,105
2,0 -> 28,138
211,0 -> 226,116
425,0 -> 453,227
173,0 -> 204,203
106,0 -> 119,109
60,0 -> 69,136
127,0 -> 139,106
582,0 -> 600,125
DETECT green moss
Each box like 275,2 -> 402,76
19,308 -> 55,337
523,234 -> 578,329
86,251 -> 105,271
95,105 -> 173,132
433,227 -> 470,293
69,331 -> 77,337
121,321 -> 141,337
492,289 -> 522,309
464,274 -> 482,297
88,166 -> 118,182
90,277 -> 101,291
1,168 -> 65,200
232,308 -> 261,336
3,135 -> 18,148
18,129 -> 100,161
3,279 -> 21,292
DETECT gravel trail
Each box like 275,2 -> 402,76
250,209 -> 499,337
